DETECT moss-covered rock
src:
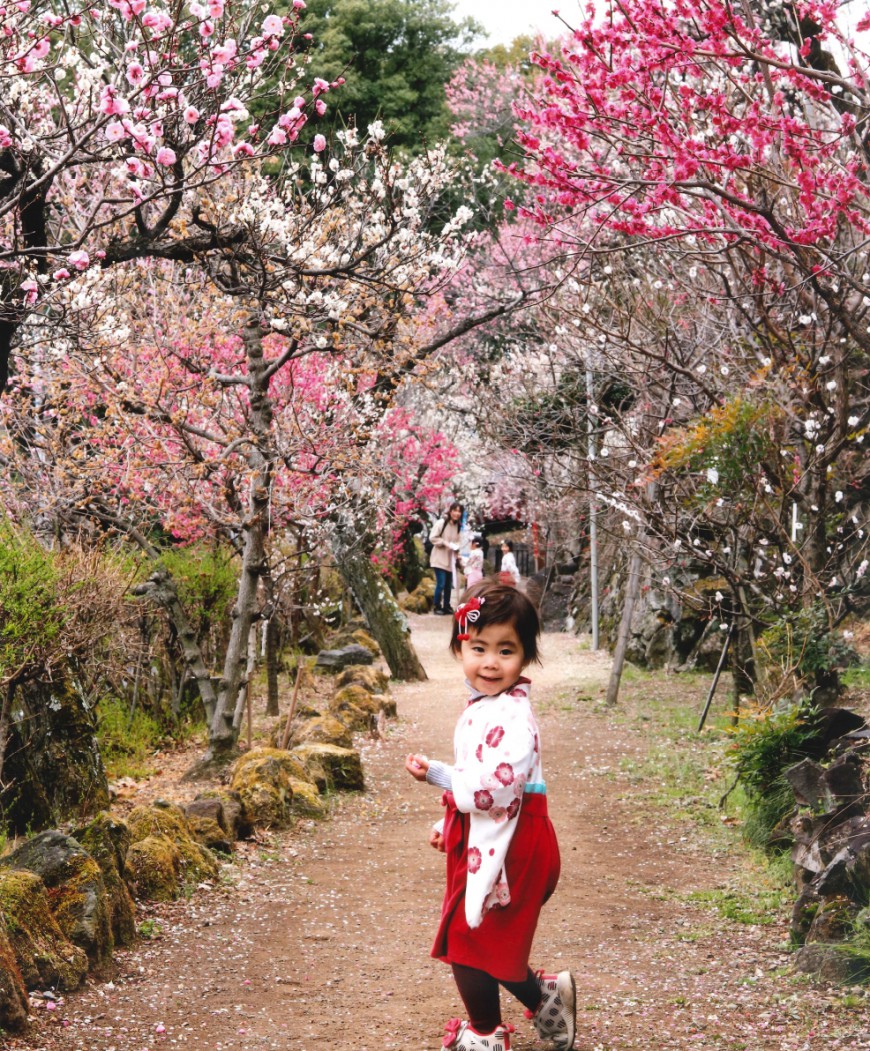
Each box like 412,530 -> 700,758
126,801 -> 218,884
1,830 -> 112,968
73,812 -> 136,948
335,665 -> 391,695
229,748 -> 308,830
291,714 -> 354,750
331,684 -> 380,716
186,815 -> 233,855
0,924 -> 28,1033
288,779 -> 328,818
400,588 -> 432,614
125,834 -> 183,902
0,676 -> 109,835
193,789 -> 253,841
0,869 -> 88,990
289,744 -> 365,792
351,629 -> 380,656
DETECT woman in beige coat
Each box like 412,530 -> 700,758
429,502 -> 463,615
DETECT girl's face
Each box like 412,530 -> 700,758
461,622 -> 527,696
449,506 -> 462,522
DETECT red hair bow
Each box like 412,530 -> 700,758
454,596 -> 485,641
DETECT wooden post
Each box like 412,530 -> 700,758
279,665 -> 303,751
697,624 -> 733,732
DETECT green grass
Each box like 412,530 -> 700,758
842,663 -> 870,689
97,697 -> 164,780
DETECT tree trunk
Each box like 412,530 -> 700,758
605,545 -> 643,707
132,566 -> 218,724
207,321 -> 274,759
264,618 -> 280,716
330,516 -> 427,682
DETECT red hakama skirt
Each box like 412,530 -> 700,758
431,791 -> 561,982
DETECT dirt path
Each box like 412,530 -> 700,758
10,614 -> 870,1051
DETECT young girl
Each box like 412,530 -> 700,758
463,536 -> 485,587
498,540 -> 521,588
405,581 -> 575,1051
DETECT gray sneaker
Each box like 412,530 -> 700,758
527,971 -> 576,1050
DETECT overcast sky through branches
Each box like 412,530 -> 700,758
450,0 -> 567,46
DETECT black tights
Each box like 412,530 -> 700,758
451,963 -> 542,1033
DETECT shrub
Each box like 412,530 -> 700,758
727,701 -> 821,847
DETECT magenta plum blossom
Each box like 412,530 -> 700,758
494,762 -> 515,786
485,726 -> 504,748
467,846 -> 482,874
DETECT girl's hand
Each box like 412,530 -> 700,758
429,828 -> 446,852
405,753 -> 430,781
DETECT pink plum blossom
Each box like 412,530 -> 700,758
261,14 -> 283,37
313,134 -> 326,153
155,146 -> 177,165
52,268 -> 71,281
68,250 -> 90,270
20,279 -> 38,305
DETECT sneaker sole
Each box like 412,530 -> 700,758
555,971 -> 576,1050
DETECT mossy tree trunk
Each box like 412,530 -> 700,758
330,515 -> 427,682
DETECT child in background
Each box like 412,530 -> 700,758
405,581 -> 575,1051
499,540 -> 521,588
464,536 -> 485,587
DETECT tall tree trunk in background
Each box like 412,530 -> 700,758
265,618 -> 280,717
605,545 -> 643,707
207,321 -> 275,759
330,515 -> 427,682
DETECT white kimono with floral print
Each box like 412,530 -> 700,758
451,678 -> 542,929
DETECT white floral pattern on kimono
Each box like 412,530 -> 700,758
451,678 -> 543,928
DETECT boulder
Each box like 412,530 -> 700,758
73,812 -> 137,948
0,868 -> 88,990
289,779 -> 328,818
329,685 -> 382,731
186,815 -> 233,855
335,665 -> 391,695
126,801 -> 218,884
794,942 -> 867,984
314,644 -> 374,673
230,748 -> 307,829
1,830 -> 112,967
401,588 -> 432,614
192,789 -> 253,841
290,714 -> 354,750
351,629 -> 380,656
0,925 -> 28,1033
805,895 -> 859,943
290,743 -> 365,792
125,834 -> 183,902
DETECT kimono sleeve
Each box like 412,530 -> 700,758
451,694 -> 536,821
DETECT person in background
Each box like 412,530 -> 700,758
499,540 -> 521,588
464,536 -> 485,587
430,502 -> 464,615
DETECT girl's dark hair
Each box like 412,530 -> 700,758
449,580 -> 541,664
501,539 -> 514,550
448,501 -> 463,514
